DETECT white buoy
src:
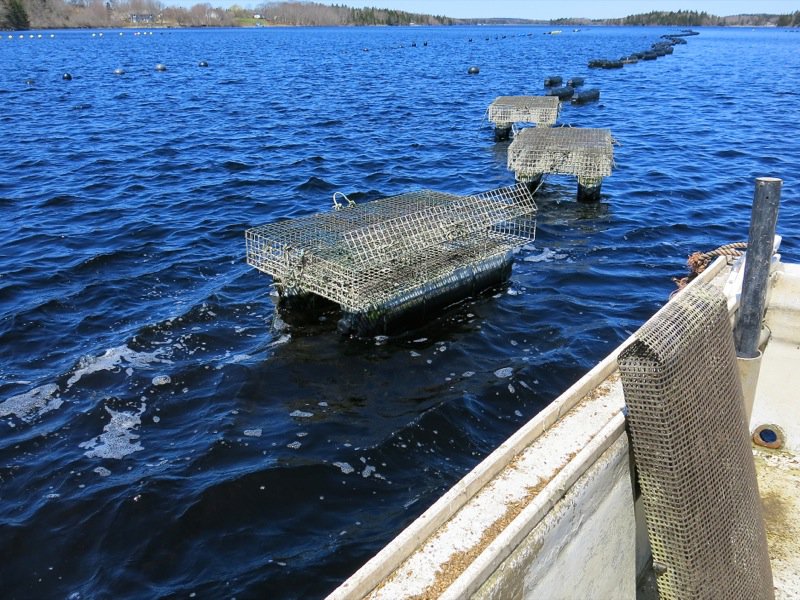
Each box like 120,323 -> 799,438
155,63 -> 167,72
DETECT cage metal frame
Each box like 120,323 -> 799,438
487,95 -> 561,128
245,185 -> 538,315
507,126 -> 614,183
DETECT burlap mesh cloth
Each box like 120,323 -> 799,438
618,282 -> 773,599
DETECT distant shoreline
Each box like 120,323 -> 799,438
3,22 -> 798,32
4,2 -> 798,33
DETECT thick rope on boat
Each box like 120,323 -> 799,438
672,242 -> 747,293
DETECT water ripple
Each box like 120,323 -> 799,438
0,25 -> 798,599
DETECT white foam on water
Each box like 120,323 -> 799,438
93,466 -> 111,477
289,410 -> 313,418
403,496 -> 419,509
508,383 -> 516,394
244,428 -> 262,437
79,403 -> 146,459
270,334 -> 291,348
67,344 -> 172,389
229,354 -> 251,364
333,461 -> 354,474
286,441 -> 301,449
523,248 -> 560,263
462,371 -> 475,378
0,383 -> 62,422
151,375 -> 171,386
494,367 -> 514,379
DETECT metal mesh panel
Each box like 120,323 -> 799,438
618,283 -> 773,600
342,185 -> 535,265
507,127 -> 613,181
487,96 -> 560,127
245,185 -> 537,314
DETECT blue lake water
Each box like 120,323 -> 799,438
1,24 -> 798,598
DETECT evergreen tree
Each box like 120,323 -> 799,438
2,0 -> 31,29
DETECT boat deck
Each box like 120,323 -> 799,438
752,262 -> 800,598
331,257 -> 800,599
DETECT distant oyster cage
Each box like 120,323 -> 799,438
487,95 -> 561,128
589,31 -> 686,68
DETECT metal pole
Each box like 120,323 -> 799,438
734,177 -> 782,358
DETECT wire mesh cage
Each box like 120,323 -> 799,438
245,185 -> 537,330
487,96 -> 561,127
618,283 -> 773,600
507,127 -> 614,181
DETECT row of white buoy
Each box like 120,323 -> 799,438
91,31 -> 155,37
6,34 -> 55,39
4,31 -> 157,40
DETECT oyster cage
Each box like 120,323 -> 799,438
487,96 -> 561,128
245,184 -> 538,334
508,126 -> 614,181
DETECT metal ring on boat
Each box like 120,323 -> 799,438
752,424 -> 783,449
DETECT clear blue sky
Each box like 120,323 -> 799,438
281,1 -> 799,20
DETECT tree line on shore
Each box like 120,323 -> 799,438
553,9 -> 800,28
0,0 -> 452,29
2,1 -> 799,31
610,9 -> 800,27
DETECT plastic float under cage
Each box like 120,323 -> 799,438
487,95 -> 560,141
507,126 -> 614,201
245,185 -> 538,336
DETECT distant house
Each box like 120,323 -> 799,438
253,14 -> 262,19
130,13 -> 154,24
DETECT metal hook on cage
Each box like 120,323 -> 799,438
332,191 -> 355,211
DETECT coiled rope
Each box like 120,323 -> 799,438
672,242 -> 747,292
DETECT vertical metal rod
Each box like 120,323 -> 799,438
734,177 -> 782,358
